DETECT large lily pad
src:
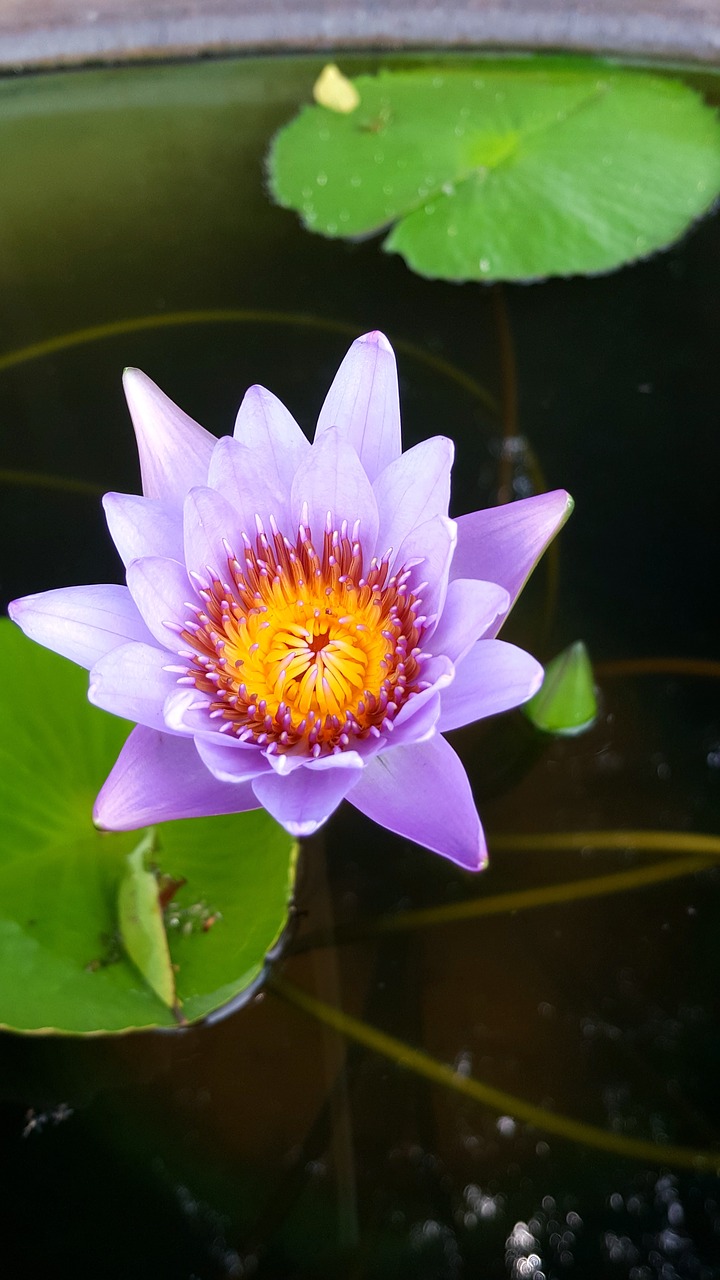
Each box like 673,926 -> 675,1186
0,619 -> 297,1034
268,60 -> 720,282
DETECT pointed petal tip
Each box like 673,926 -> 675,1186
450,831 -> 488,873
284,817 -> 326,838
358,330 -> 393,352
92,789 -> 127,832
122,366 -> 149,391
548,488 -> 574,527
242,382 -> 273,402
92,792 -> 142,833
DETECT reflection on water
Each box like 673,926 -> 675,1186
1,54 -> 720,1279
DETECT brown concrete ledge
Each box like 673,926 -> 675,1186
0,0 -> 719,70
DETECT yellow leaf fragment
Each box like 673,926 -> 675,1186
313,64 -> 360,114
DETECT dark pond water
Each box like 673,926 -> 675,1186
1,53 -> 720,1279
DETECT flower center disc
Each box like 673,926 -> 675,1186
184,520 -> 425,755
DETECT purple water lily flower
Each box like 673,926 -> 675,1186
9,333 -> 572,869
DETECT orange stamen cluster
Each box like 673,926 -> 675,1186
177,517 -> 428,756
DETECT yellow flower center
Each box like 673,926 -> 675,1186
182,519 -> 426,755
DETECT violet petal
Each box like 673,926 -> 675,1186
233,383 -> 310,487
94,724 -> 260,829
207,435 -> 292,536
103,492 -> 184,567
183,485 -> 242,579
195,736 -> 272,783
438,639 -> 544,732
126,556 -> 194,650
162,687 -> 211,735
89,641 -> 179,731
427,578 -> 510,663
349,734 -> 487,869
122,368 -> 216,503
386,689 -> 442,748
387,656 -> 455,746
393,514 -> 456,621
8,584 -> 153,669
452,490 -> 573,636
314,331 -> 401,482
251,758 -> 363,836
289,426 -> 379,554
374,435 -> 453,555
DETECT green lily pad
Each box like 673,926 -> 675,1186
268,60 -> 720,282
0,619 -> 297,1034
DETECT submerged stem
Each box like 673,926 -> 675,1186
269,975 -> 720,1172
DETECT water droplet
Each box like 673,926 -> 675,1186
350,175 -> 362,187
417,186 -> 428,198
305,210 -> 318,224
301,185 -> 313,198
459,106 -> 471,119
479,257 -> 491,272
601,155 -> 612,167
454,125 -> 465,137
635,235 -> 647,251
441,181 -> 455,196
326,221 -> 338,234
316,172 -> 328,187
447,225 -> 458,237
318,128 -> 330,142
382,182 -> 394,196
374,150 -> 385,164
339,210 -> 350,222
424,203 -> 436,215
432,76 -> 444,88
698,179 -> 707,191
473,77 -> 485,89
